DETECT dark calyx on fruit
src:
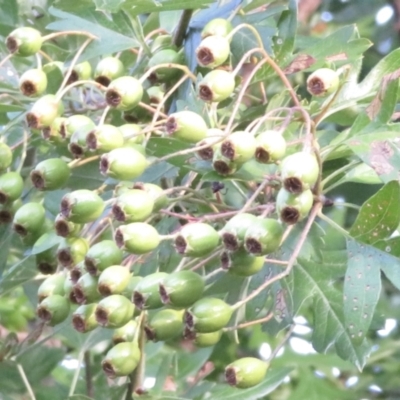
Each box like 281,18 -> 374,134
165,117 -> 178,134
213,160 -> 232,175
0,192 -> 8,204
72,315 -> 86,333
95,306 -> 108,325
197,48 -> 214,66
37,262 -> 56,275
86,131 -> 97,150
284,177 -> 303,194
37,307 -> 51,322
114,229 -> 124,248
199,85 -> 213,101
133,291 -> 146,309
69,143 -> 85,159
225,366 -> 238,386
174,235 -> 187,254
6,36 -> 18,53
220,251 -> 230,269
144,326 -> 156,341
308,77 -> 324,96
30,171 -> 45,190
26,113 -> 39,129
221,141 -> 235,160
58,249 -> 73,267
0,210 -> 12,224
198,147 -> 214,160
55,219 -> 70,237
95,76 -> 111,87
112,204 -> 126,222
159,284 -> 169,304
245,238 -> 262,254
255,147 -> 270,163
66,70 -> 79,85
222,232 -> 239,251
100,157 -> 109,174
184,311 -> 194,329
13,223 -> 27,236
280,206 -> 300,224
21,81 -> 36,96
106,89 -> 121,107
60,198 -> 71,218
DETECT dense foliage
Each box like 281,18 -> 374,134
1,0 -> 400,399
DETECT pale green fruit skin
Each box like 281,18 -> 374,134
30,158 -> 70,190
166,111 -> 208,143
26,95 -> 64,129
106,76 -> 143,110
66,61 -> 92,81
133,272 -> 168,310
212,146 -> 238,176
307,68 -> 339,97
225,357 -> 269,389
85,240 -> 123,276
72,303 -> 98,333
94,57 -> 125,86
175,223 -> 220,257
37,294 -> 70,326
221,131 -> 256,164
194,330 -> 222,347
147,49 -> 185,82
221,213 -> 258,251
42,117 -> 67,143
6,27 -> 42,56
13,202 -> 46,236
196,128 -> 224,160
160,270 -> 205,308
222,249 -> 264,277
119,124 -> 144,145
100,147 -> 148,181
113,189 -> 154,223
244,218 -> 284,256
201,18 -> 233,39
37,274 -> 66,302
73,272 -> 101,304
276,188 -> 314,224
198,69 -> 235,102
132,182 -> 168,211
116,222 -> 160,254
102,342 -> 141,377
19,68 -> 48,97
54,213 -> 82,238
98,265 -> 131,296
255,131 -> 287,164
280,152 -> 319,193
57,237 -> 89,269
0,172 -> 24,204
112,320 -> 138,344
196,35 -> 230,68
147,86 -> 164,104
186,297 -> 233,333
0,143 -> 12,171
0,199 -> 22,225
63,115 -> 95,139
96,294 -> 135,328
87,124 -> 124,153
146,309 -> 184,341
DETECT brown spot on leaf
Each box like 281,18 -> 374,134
283,54 -> 316,75
369,140 -> 394,175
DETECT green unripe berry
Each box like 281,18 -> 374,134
196,128 -> 224,160
196,35 -> 230,68
6,27 -> 42,56
65,61 -> 92,84
62,115 -> 95,140
115,222 -> 160,254
42,61 -> 63,75
255,131 -> 287,164
201,18 -> 233,39
225,357 -> 269,389
13,202 -> 45,237
19,68 -> 47,97
185,297 -> 232,333
0,199 -> 22,225
174,222 -> 220,257
98,265 -> 131,297
150,34 -> 175,53
280,152 -> 319,193
0,143 -> 12,171
73,273 -> 100,304
147,49 -> 184,82
212,147 -> 239,176
95,294 -> 135,328
21,218 -> 52,247
276,188 -> 314,225
94,57 -> 125,87
221,213 -> 258,252
133,272 -> 168,310
132,182 -> 168,211
145,309 -> 184,342
198,70 -> 235,103
57,237 -> 89,269
100,147 -> 147,181
119,124 -> 144,145
37,294 -> 70,326
121,276 -> 143,299
112,320 -> 138,344
60,189 -> 105,224
106,76 -> 143,110
193,330 -> 222,347
244,218 -> 283,256
221,131 -> 256,164
147,86 -> 165,105
307,68 -> 339,97
86,124 -> 124,153
68,126 -> 92,159
30,158 -> 70,191
63,277 -> 79,304
84,240 -> 123,276
159,271 -> 204,308
70,261 -> 87,283
54,213 -> 82,238
37,274 -> 66,302
112,189 -> 154,223
0,172 -> 24,204
165,111 -> 208,143
102,342 -> 141,378
42,117 -> 67,143
72,303 -> 98,333
26,94 -> 64,129
221,249 -> 264,277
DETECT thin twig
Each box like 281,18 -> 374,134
17,364 -> 36,400
173,10 -> 193,47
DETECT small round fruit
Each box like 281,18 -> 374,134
54,213 -> 82,238
30,158 -> 70,191
307,68 -> 339,97
165,111 -> 208,143
106,76 -> 143,110
102,342 -> 141,378
159,270 -> 204,308
196,35 -> 230,68
60,190 -> 105,223
112,320 -> 138,344
94,57 -> 125,87
100,147 -> 147,181
0,199 -> 22,225
119,124 -> 144,145
95,294 -> 135,328
221,213 -> 258,252
41,117 -> 66,143
57,237 -> 89,269
115,222 -> 160,254
13,202 -> 45,237
201,18 -> 233,39
225,357 -> 269,389
220,131 -> 256,164
26,94 -> 64,129
112,189 -> 154,223
276,188 -> 314,224
98,265 -> 131,296
244,218 -> 284,256
86,124 -> 124,153
62,115 -> 95,140
0,172 -> 24,204
85,240 -> 123,276
147,49 -> 184,82
6,27 -> 42,56
174,223 -> 220,257
196,128 -> 224,160
133,272 -> 168,310
132,182 -> 168,211
73,273 -> 101,304
72,303 -> 98,333
150,34 -> 175,53
194,330 -> 222,347
37,274 -> 66,302
0,143 -> 12,171
280,152 -> 319,194
19,68 -> 47,97
37,294 -> 70,326
255,131 -> 287,164
70,261 -> 87,283
145,309 -> 184,342
212,147 -> 238,176
221,249 -> 264,277
65,61 -> 92,84
198,70 -> 235,103
185,297 -> 232,333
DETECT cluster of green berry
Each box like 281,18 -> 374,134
0,17 -> 340,390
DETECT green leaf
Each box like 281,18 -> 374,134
29,231 -> 62,256
274,0 -> 297,63
350,181 -> 400,243
0,256 -> 36,296
93,0 -> 125,12
121,0 -> 214,15
344,239 -> 381,345
295,258 -> 371,370
205,367 -> 293,400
